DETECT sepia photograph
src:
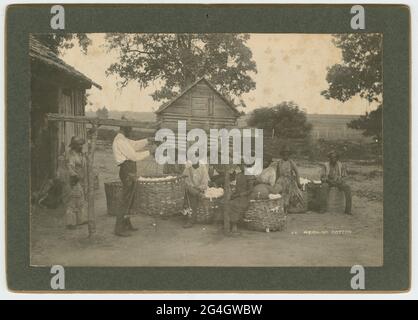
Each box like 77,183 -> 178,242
29,32 -> 383,267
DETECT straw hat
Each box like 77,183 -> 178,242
327,150 -> 339,159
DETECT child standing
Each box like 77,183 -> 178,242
65,175 -> 87,229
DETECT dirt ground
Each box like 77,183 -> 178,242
30,146 -> 383,267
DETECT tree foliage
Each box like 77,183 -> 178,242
347,104 -> 382,143
321,33 -> 382,103
247,102 -> 312,139
104,33 -> 257,106
96,106 -> 109,119
33,34 -> 92,55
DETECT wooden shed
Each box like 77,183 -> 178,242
30,35 -> 101,192
155,78 -> 240,132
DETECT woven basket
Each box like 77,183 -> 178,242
196,196 -> 223,224
131,174 -> 186,217
288,189 -> 308,214
306,182 -> 321,211
243,197 -> 286,232
104,181 -> 123,216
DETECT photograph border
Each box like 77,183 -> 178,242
5,4 -> 410,292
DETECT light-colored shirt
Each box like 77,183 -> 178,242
322,161 -> 347,181
112,133 -> 150,165
183,164 -> 209,191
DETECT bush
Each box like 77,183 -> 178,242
309,139 -> 382,161
261,137 -> 382,162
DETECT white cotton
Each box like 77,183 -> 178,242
204,187 -> 224,199
299,177 -> 311,185
138,175 -> 176,182
268,193 -> 282,200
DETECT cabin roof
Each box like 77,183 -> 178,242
155,77 -> 240,116
29,35 -> 102,90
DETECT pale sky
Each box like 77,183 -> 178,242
61,33 -> 377,115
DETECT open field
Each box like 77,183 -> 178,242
30,146 -> 383,267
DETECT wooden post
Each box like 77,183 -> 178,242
46,113 -> 155,238
86,123 -> 98,237
223,166 -> 231,201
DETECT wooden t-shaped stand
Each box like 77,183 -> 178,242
46,113 -> 155,238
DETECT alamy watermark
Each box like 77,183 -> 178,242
154,120 -> 264,175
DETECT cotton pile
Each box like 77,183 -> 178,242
204,187 -> 224,199
137,175 -> 176,182
299,177 -> 311,185
268,193 -> 282,200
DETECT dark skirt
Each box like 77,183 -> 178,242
225,196 -> 250,223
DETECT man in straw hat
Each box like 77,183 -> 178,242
112,124 -> 156,237
319,150 -> 352,214
182,146 -> 210,228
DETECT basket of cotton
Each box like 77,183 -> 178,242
243,196 -> 286,232
131,174 -> 186,217
196,187 -> 224,224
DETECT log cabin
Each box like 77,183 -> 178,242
30,35 -> 101,192
155,77 -> 240,132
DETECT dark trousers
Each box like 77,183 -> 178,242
185,188 -> 201,223
115,160 -> 137,232
320,180 -> 352,214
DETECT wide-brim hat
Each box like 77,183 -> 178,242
69,136 -> 85,148
327,150 -> 339,159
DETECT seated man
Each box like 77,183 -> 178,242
183,161 -> 209,228
319,150 -> 352,214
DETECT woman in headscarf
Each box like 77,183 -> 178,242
275,145 -> 303,213
65,136 -> 88,229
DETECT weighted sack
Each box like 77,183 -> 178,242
250,183 -> 271,200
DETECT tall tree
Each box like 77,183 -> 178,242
347,104 -> 382,143
104,33 -> 257,106
33,33 -> 92,55
247,102 -> 312,139
321,33 -> 382,103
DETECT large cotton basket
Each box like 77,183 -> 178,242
132,175 -> 186,217
243,197 -> 286,232
104,181 -> 123,216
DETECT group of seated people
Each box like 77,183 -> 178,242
182,147 -> 352,236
